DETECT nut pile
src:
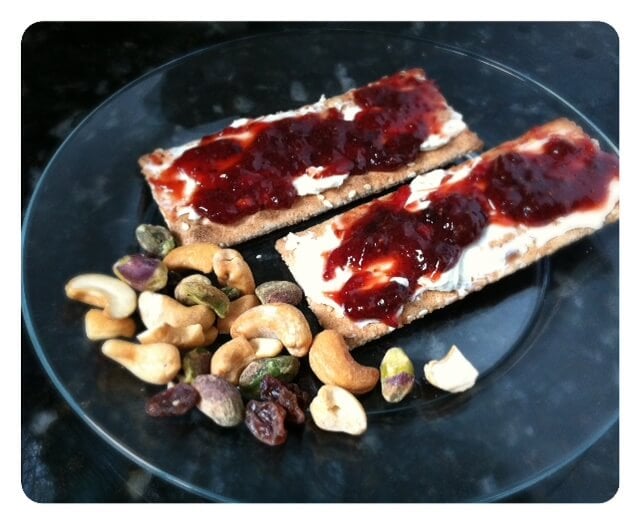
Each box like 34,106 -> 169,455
65,223 -> 479,446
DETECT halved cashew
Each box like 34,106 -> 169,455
210,336 -> 257,385
85,309 -> 137,341
308,330 -> 379,395
65,273 -> 137,319
163,242 -> 221,273
424,345 -> 478,393
217,294 -> 260,334
230,304 -> 312,357
309,385 -> 367,436
101,339 -> 181,385
138,291 -> 215,330
249,338 -> 284,358
137,323 -> 215,349
213,249 -> 255,295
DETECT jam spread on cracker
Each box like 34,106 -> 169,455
150,69 -> 451,224
323,134 -> 619,326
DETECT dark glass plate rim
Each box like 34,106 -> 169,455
21,28 -> 619,502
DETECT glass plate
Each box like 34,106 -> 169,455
22,29 -> 619,502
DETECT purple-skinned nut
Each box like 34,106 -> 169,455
113,254 -> 168,292
255,281 -> 303,306
193,374 -> 244,427
380,347 -> 415,403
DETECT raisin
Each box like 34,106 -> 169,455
245,400 -> 287,446
145,383 -> 199,417
286,382 -> 311,411
260,376 -> 306,425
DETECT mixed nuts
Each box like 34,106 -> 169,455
65,222 -> 480,447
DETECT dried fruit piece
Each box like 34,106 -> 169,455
424,345 -> 478,393
380,347 -> 415,403
245,400 -> 287,446
113,254 -> 168,292
174,274 -> 230,318
255,280 -> 303,306
136,224 -> 176,258
193,374 -> 244,427
145,383 -> 199,417
309,385 -> 367,436
182,347 -> 212,384
238,355 -> 300,399
260,376 -> 305,425
286,382 -> 311,411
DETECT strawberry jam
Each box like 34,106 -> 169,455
324,133 -> 619,326
150,69 -> 451,224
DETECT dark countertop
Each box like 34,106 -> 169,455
21,21 -> 619,502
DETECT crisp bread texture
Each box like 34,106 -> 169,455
275,118 -> 620,349
139,70 -> 483,246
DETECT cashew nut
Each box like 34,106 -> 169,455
163,242 -> 221,273
213,249 -> 255,295
230,304 -> 312,357
424,345 -> 478,393
217,294 -> 260,334
138,291 -> 215,330
309,385 -> 367,436
85,309 -> 136,341
65,273 -> 137,319
137,323 -> 218,349
202,326 -> 219,346
249,337 -> 284,358
308,330 -> 379,395
101,339 -> 181,385
209,336 -> 257,385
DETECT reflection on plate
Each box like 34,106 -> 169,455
22,30 -> 618,502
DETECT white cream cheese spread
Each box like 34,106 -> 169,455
146,98 -> 468,206
281,131 -> 619,326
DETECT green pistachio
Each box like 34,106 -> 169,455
221,286 -> 241,301
174,274 -> 230,318
238,356 -> 300,399
182,347 -> 213,384
380,347 -> 415,403
135,224 -> 176,258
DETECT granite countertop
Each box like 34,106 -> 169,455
21,22 -> 619,502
